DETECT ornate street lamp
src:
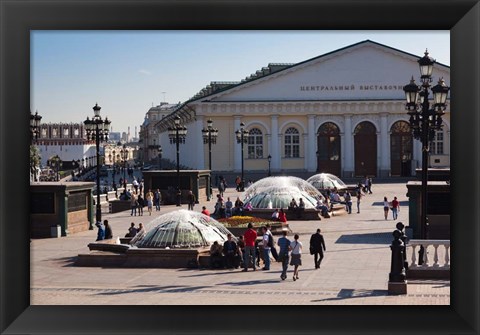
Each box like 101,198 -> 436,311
84,103 -> 110,228
202,118 -> 219,200
119,143 -> 128,189
168,115 -> 187,190
30,110 -> 42,182
48,155 -> 62,181
30,110 -> 42,142
403,50 -> 449,264
235,122 -> 249,191
267,154 -> 272,176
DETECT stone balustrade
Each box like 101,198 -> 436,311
407,239 -> 450,272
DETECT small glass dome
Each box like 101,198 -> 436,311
307,173 -> 347,191
243,176 -> 324,209
131,210 -> 233,248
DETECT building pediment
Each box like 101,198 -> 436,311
198,40 -> 450,103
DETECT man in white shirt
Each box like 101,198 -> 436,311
261,226 -> 271,270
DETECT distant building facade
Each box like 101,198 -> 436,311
154,40 -> 450,179
35,122 -> 97,168
139,102 -> 181,163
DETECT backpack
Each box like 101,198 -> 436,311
267,233 -> 274,248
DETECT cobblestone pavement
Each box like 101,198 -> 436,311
30,182 -> 450,305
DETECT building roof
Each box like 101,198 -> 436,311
155,39 -> 450,130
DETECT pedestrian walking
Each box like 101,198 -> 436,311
176,188 -> 182,207
368,177 -> 373,194
242,223 -> 257,272
309,228 -> 326,269
218,179 -> 225,197
137,194 -> 144,216
383,196 -> 390,220
154,189 -> 161,211
261,226 -> 271,270
290,234 -> 303,281
145,189 -> 154,215
391,196 -> 400,220
277,230 -> 291,280
265,223 -> 278,261
187,190 -> 196,210
356,191 -> 362,213
344,191 -> 352,214
130,193 -> 138,216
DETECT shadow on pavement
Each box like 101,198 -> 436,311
311,288 -> 388,302
52,256 -> 78,267
95,285 -> 210,296
335,232 -> 392,244
179,269 -> 245,278
217,279 -> 281,286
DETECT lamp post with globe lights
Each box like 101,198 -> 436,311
235,122 -> 249,191
403,50 -> 449,264
84,103 -> 110,227
202,119 -> 219,200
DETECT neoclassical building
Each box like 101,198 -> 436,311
139,102 -> 181,163
153,40 -> 450,178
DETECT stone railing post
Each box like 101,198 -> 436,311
388,230 -> 407,295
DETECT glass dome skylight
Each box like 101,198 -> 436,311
131,210 -> 233,249
243,176 -> 324,209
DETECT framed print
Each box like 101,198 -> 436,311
1,0 -> 479,334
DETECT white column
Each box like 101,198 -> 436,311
303,134 -> 309,170
307,114 -> 316,172
380,113 -> 389,176
270,115 -> 281,170
413,138 -> 422,171
344,114 -> 353,175
233,116 -> 241,172
195,115 -> 205,170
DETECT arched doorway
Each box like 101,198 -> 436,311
390,121 -> 413,176
316,122 -> 341,176
354,121 -> 377,177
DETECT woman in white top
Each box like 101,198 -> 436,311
383,196 -> 390,220
289,234 -> 303,281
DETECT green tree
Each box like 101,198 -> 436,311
30,145 -> 41,181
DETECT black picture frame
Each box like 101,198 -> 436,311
1,0 -> 479,334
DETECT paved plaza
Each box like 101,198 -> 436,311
30,182 -> 450,305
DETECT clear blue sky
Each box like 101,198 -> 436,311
31,30 -> 449,134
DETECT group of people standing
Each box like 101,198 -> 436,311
235,223 -> 326,282
130,189 -> 162,216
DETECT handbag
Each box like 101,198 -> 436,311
309,246 -> 315,255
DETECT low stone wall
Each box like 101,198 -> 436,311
109,200 -> 132,213
76,244 -> 210,268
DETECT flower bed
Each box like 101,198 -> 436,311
217,216 -> 276,228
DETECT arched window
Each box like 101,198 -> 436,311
284,127 -> 300,158
247,128 -> 263,159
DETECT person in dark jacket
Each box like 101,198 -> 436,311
104,220 -> 113,239
222,233 -> 238,269
309,228 -> 326,269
